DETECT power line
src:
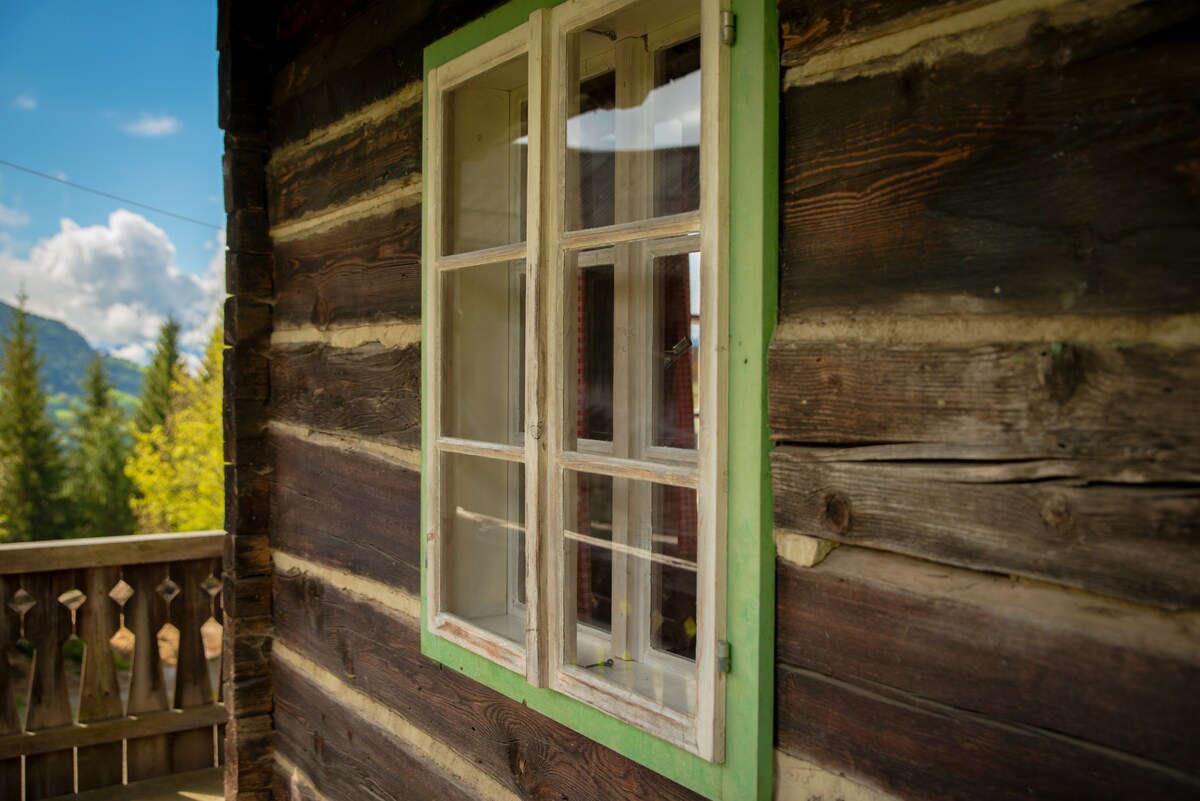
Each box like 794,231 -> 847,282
0,157 -> 224,231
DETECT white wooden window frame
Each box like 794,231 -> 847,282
425,0 -> 727,761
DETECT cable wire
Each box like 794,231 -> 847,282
0,157 -> 223,231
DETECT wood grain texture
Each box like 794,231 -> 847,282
274,664 -> 484,801
274,202 -> 422,328
126,562 -> 172,782
172,559 -> 218,773
768,341 -> 1200,466
267,104 -> 420,225
779,0 -> 960,66
271,0 -> 504,143
0,578 -> 19,801
772,446 -> 1200,608
776,547 -> 1200,775
779,3 -> 1200,317
775,664 -> 1200,801
270,430 -> 421,594
270,342 -> 421,448
272,568 -> 706,801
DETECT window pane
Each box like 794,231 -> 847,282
563,470 -> 698,715
442,453 -> 525,646
443,55 -> 528,255
652,247 -> 700,449
564,1 -> 700,231
563,238 -> 698,456
442,260 -> 525,444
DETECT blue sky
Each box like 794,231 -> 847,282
0,0 -> 224,363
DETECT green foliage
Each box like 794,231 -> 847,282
134,317 -> 181,433
127,325 -> 224,533
0,296 -> 70,542
64,355 -> 137,538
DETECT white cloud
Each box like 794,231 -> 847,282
0,203 -> 30,228
121,114 -> 182,137
0,209 -> 225,365
13,94 -> 36,111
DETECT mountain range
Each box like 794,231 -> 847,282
0,300 -> 144,416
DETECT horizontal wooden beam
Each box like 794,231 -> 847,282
0,706 -> 225,759
776,546 -> 1200,774
0,531 -> 224,575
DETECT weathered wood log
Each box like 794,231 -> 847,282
271,0 -> 497,143
75,565 -> 124,792
271,430 -> 420,593
274,202 -> 422,329
772,446 -> 1200,609
275,665 -> 485,801
779,0 -> 959,66
775,663 -> 1200,800
267,105 -> 420,225
272,568 -> 706,801
271,342 -> 421,447
768,341 -> 1200,467
779,3 -> 1200,317
23,571 -> 75,799
776,547 -> 1200,774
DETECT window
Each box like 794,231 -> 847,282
424,0 -> 726,760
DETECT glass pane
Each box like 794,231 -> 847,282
563,470 -> 698,715
442,260 -> 525,444
442,453 -> 526,646
652,248 -> 700,449
443,54 -> 529,255
563,237 -> 698,456
565,1 -> 700,231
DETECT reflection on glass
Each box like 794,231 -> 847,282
443,54 -> 528,254
564,239 -> 698,455
564,470 -> 698,714
653,249 -> 700,448
443,453 -> 525,645
443,260 -> 525,444
565,2 -> 700,230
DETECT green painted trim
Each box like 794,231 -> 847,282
421,3 -> 778,799
724,0 -> 779,798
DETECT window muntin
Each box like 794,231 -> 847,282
427,0 -> 723,761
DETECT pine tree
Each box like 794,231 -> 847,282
0,295 -> 69,542
65,355 -> 136,538
127,325 -> 224,533
135,317 -> 181,433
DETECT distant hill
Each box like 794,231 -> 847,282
0,301 -> 144,416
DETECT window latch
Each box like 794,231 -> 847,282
716,640 -> 731,674
720,11 -> 735,46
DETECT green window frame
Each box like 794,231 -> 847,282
420,0 -> 777,795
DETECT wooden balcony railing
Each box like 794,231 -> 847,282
1,531 -> 226,800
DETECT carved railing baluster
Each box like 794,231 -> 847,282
22,571 -> 75,799
0,532 -> 225,799
1,576 -> 22,799
76,565 -> 124,792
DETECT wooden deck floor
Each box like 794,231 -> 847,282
44,768 -> 224,801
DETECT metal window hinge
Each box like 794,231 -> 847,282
720,11 -> 736,46
716,640 -> 731,674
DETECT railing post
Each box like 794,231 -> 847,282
23,571 -> 75,799
172,558 -> 218,771
1,576 -> 22,799
76,565 -> 124,792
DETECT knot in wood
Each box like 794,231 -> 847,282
1040,494 -> 1072,532
1037,344 -> 1084,405
821,492 -> 853,535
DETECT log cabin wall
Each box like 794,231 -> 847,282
770,1 -> 1200,799
218,0 -> 1200,799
